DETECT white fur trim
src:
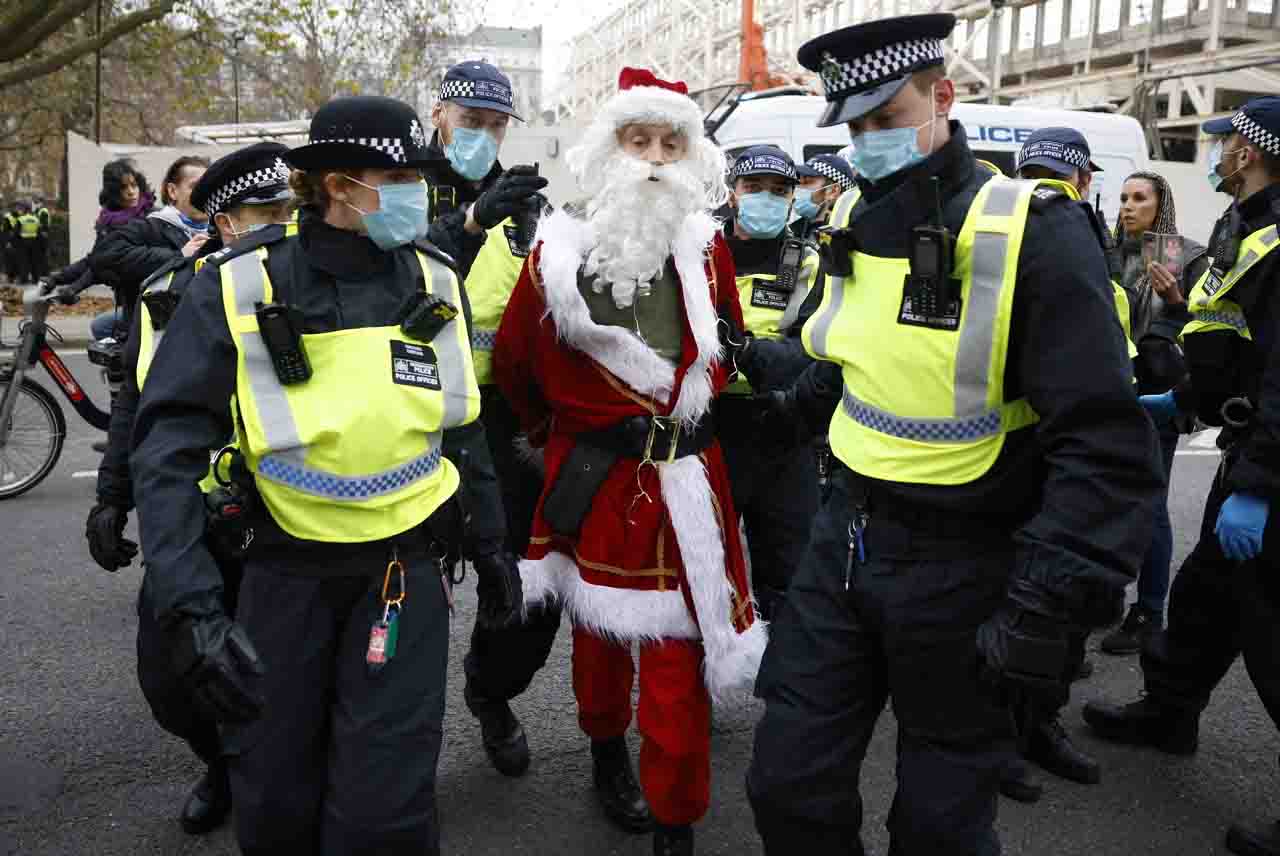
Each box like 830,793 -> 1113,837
533,207 -> 722,423
519,455 -> 765,704
601,86 -> 703,142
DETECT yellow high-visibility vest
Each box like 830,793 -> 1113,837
1181,223 -> 1279,342
802,178 -> 1059,485
726,246 -> 821,395
17,213 -> 39,239
463,217 -> 527,386
219,245 -> 480,542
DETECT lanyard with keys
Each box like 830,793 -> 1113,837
366,551 -> 407,676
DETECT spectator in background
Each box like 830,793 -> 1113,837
43,159 -> 156,340
1100,170 -> 1210,655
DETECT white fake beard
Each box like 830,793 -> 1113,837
581,153 -> 707,309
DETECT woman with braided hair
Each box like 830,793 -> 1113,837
1100,170 -> 1211,655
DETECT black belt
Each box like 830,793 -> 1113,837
580,413 -> 715,462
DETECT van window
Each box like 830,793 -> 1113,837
803,144 -> 844,161
972,149 -> 1016,176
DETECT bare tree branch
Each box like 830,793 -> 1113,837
0,0 -> 176,90
0,0 -> 97,63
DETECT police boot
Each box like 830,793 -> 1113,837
1025,714 -> 1101,784
1082,696 -> 1199,755
999,757 -> 1043,803
180,762 -> 231,835
591,736 -> 653,833
465,683 -> 530,777
654,823 -> 694,856
1227,820 -> 1280,856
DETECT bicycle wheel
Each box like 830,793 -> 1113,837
0,378 -> 66,499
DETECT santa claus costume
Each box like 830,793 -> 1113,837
492,68 -> 766,853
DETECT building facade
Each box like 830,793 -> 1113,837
427,25 -> 545,124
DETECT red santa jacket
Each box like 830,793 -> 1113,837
492,207 -> 766,702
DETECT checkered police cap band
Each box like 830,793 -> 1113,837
1016,140 -> 1091,171
307,136 -> 407,163
206,158 -> 293,217
809,159 -> 856,191
819,38 -> 945,99
439,78 -> 514,108
1233,111 -> 1280,156
732,152 -> 797,181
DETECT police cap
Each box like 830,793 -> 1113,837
1202,96 -> 1280,157
191,142 -> 293,219
798,13 -> 956,129
439,60 -> 523,121
1016,127 -> 1102,176
796,153 -> 857,191
730,145 -> 798,183
286,95 -> 437,171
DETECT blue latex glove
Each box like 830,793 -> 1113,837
1138,390 -> 1179,425
1215,492 -> 1270,562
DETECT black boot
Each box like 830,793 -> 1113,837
999,758 -> 1043,803
1026,714 -> 1101,784
1100,605 -> 1162,655
1082,696 -> 1198,755
465,684 -> 530,777
654,823 -> 694,856
1227,820 -> 1280,856
180,762 -> 232,835
591,737 -> 653,833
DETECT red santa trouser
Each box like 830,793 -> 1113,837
571,627 -> 712,826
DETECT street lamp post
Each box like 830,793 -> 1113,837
232,32 -> 245,142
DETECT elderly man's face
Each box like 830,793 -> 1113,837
617,123 -> 689,165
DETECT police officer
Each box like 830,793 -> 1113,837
32,197 -> 50,280
718,145 -> 822,619
15,201 -> 40,283
421,58 -> 556,778
790,153 -> 857,241
1083,96 -> 1280,856
84,142 -> 295,835
745,14 -> 1162,854
1,205 -> 18,283
130,95 -> 521,856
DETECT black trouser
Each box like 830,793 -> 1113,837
222,538 -> 450,856
464,386 -> 561,709
1141,455 -> 1280,725
748,469 -> 1013,856
717,396 -> 820,616
27,237 -> 47,280
136,545 -> 242,766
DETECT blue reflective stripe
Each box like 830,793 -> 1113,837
472,329 -> 497,351
842,387 -> 1002,442
1195,309 -> 1248,331
257,447 -> 443,501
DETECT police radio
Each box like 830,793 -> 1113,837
775,237 -> 807,293
1209,207 -> 1243,279
900,178 -> 959,329
511,163 -> 542,253
254,302 -> 311,385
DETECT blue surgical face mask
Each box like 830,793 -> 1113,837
343,176 -> 429,250
1207,138 -> 1244,194
445,127 -> 499,181
848,91 -> 938,183
793,187 -> 828,220
737,191 -> 792,238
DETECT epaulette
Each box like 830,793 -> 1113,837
200,223 -> 290,269
1029,184 -> 1070,212
412,237 -> 458,272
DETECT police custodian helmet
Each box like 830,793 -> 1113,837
285,95 -> 439,171
798,13 -> 957,129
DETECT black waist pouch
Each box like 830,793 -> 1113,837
542,442 -> 618,537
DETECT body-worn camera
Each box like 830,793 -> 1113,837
400,291 -> 460,342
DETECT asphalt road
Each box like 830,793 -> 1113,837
1,355 -> 1276,855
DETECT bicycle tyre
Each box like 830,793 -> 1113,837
0,378 -> 66,500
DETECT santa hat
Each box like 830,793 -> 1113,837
598,67 -> 705,142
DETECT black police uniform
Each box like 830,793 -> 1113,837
423,60 -> 558,763
130,97 -> 514,856
789,154 -> 858,243
746,15 -> 1163,855
1083,99 -> 1280,855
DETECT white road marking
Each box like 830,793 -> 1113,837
71,470 -> 97,478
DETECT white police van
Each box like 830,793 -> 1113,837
709,89 -> 1152,231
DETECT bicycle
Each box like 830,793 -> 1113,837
0,285 -> 120,499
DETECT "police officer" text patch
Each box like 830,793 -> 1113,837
390,340 -> 440,390
750,279 -> 790,311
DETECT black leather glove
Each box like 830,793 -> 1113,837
471,165 -> 549,230
52,284 -> 79,305
170,613 -> 266,724
750,387 -> 809,452
85,503 -> 138,571
976,599 -> 1069,708
473,550 -> 524,631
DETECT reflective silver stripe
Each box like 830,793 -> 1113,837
807,274 -> 844,357
1262,225 -> 1279,246
832,190 -> 859,228
842,387 -> 1002,441
419,253 -> 469,428
953,181 -> 1019,417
